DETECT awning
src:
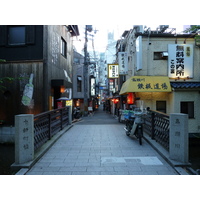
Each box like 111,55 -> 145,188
57,97 -> 71,101
171,82 -> 200,89
119,76 -> 172,95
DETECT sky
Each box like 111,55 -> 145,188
73,24 -> 187,54
73,25 -> 134,53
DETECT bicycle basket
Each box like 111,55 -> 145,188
122,110 -> 134,120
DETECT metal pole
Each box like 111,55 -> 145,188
83,26 -> 88,116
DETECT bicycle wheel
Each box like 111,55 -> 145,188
125,121 -> 130,136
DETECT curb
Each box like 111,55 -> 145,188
143,133 -> 191,175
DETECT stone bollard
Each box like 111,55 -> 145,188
68,106 -> 72,125
169,113 -> 189,164
15,114 -> 34,164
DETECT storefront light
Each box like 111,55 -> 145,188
76,100 -> 80,107
60,86 -> 65,93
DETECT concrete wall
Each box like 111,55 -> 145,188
136,92 -> 171,113
172,90 -> 200,134
125,30 -> 200,80
72,51 -> 84,99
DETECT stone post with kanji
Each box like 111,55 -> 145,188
169,113 -> 189,164
15,114 -> 34,164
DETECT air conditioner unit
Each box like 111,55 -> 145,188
162,52 -> 168,57
134,25 -> 144,33
159,25 -> 169,33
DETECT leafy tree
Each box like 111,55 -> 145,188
184,25 -> 200,34
0,77 -> 15,92
0,59 -> 24,92
184,25 -> 200,40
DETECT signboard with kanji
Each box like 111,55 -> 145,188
119,76 -> 172,95
107,64 -> 119,78
118,52 -> 128,74
168,44 -> 193,78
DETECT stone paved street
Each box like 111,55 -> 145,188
26,106 -> 178,175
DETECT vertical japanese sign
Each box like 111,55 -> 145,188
91,77 -> 95,96
15,114 -> 34,164
136,36 -> 142,70
118,52 -> 128,74
109,79 -> 114,91
168,44 -> 193,78
107,64 -> 119,78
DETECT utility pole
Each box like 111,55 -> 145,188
83,25 -> 93,116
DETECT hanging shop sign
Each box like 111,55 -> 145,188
118,52 -> 128,75
109,79 -> 114,91
91,77 -> 95,96
108,64 -> 119,78
168,44 -> 193,78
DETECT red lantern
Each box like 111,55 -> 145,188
127,93 -> 134,104
114,98 -> 119,104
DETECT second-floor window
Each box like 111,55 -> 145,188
8,26 -> 26,45
77,76 -> 82,92
61,37 -> 67,58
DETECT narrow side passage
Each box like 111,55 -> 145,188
26,123 -> 178,175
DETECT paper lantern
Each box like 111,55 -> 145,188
114,98 -> 119,104
127,93 -> 134,104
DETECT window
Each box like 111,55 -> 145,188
77,76 -> 82,92
156,101 -> 166,113
8,26 -> 26,45
180,102 -> 194,118
61,37 -> 67,57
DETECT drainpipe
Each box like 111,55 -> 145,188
43,25 -> 49,111
147,28 -> 151,76
83,26 -> 88,116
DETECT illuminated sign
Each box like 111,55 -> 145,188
91,78 -> 95,96
108,64 -> 119,78
119,76 -> 172,95
168,44 -> 193,78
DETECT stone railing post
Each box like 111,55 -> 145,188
169,113 -> 189,164
68,106 -> 72,125
15,114 -> 34,164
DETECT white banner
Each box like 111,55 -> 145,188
118,52 -> 128,74
168,44 -> 193,78
136,36 -> 142,70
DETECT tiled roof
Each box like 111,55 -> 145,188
171,82 -> 200,89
